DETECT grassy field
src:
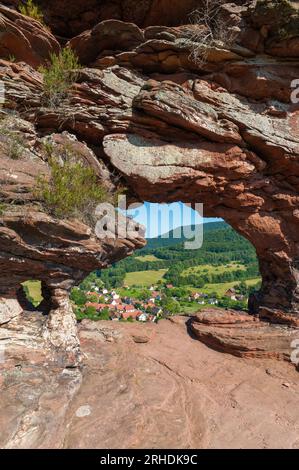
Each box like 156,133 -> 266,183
182,262 -> 246,276
180,302 -> 208,314
135,254 -> 162,262
195,278 -> 261,296
124,269 -> 167,287
22,280 -> 43,306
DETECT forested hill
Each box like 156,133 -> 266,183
95,221 -> 260,289
145,221 -> 227,250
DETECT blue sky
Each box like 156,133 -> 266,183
124,202 -> 222,238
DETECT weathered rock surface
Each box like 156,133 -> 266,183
0,298 -> 22,325
0,5 -> 59,67
0,114 -> 145,356
190,309 -> 299,359
1,316 -> 299,449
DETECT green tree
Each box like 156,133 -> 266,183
35,155 -> 110,223
163,298 -> 180,315
70,288 -> 87,306
87,294 -> 99,303
85,306 -> 97,317
98,307 -> 110,320
19,0 -> 44,24
39,48 -> 81,107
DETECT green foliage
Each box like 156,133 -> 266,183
217,297 -> 247,311
39,48 -> 81,107
95,222 -> 260,289
78,221 -> 261,315
235,281 -> 248,295
255,0 -> 299,40
35,154 -> 111,223
70,288 -> 87,306
99,307 -> 110,320
7,135 -> 24,160
75,305 -> 111,321
76,306 -> 100,321
22,284 -> 34,305
0,119 -> 26,160
87,294 -> 99,303
162,298 -> 181,315
19,0 -> 44,24
22,281 -> 43,307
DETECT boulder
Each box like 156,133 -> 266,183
0,5 -> 59,67
0,298 -> 22,325
190,309 -> 299,360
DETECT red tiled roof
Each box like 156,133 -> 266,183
86,302 -> 109,310
144,303 -> 155,309
121,310 -> 139,319
115,304 -> 126,311
124,305 -> 135,311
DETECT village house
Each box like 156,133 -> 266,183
86,291 -> 99,297
151,291 -> 160,299
84,286 -> 166,323
191,292 -> 201,300
148,314 -> 158,323
121,310 -> 141,320
123,304 -> 136,314
86,302 -> 109,311
225,288 -> 237,301
152,306 -> 162,315
137,313 -> 148,322
236,294 -> 245,301
143,302 -> 156,311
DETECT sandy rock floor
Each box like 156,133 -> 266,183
0,314 -> 298,448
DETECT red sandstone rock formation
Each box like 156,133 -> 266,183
0,0 -> 299,345
0,114 -> 145,358
6,0 -> 203,38
0,5 -> 59,66
1,314 -> 299,448
190,308 -> 299,359
0,1 -> 299,448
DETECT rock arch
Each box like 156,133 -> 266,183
0,0 -> 299,333
103,128 -> 299,326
